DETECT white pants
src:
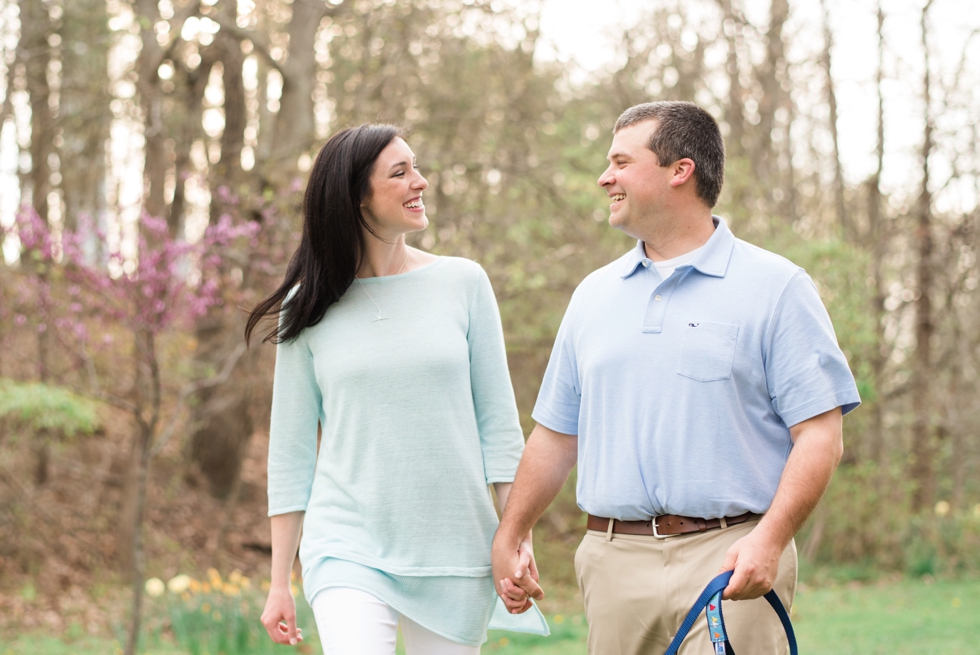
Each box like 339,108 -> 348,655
311,586 -> 481,655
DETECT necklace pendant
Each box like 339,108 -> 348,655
371,314 -> 387,323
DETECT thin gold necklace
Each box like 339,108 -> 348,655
355,253 -> 408,324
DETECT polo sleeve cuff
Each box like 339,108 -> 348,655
778,389 -> 862,428
531,407 -> 579,436
267,503 -> 309,518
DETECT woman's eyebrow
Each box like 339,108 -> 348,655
388,160 -> 409,171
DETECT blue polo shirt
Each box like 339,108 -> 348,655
532,217 -> 860,521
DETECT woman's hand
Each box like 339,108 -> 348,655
498,534 -> 542,614
260,584 -> 304,645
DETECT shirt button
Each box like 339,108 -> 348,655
643,260 -> 651,268
654,295 -> 662,301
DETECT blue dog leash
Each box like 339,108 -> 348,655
663,570 -> 798,655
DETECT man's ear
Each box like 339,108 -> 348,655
669,158 -> 696,188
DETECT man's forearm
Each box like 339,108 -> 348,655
755,408 -> 843,548
495,424 -> 578,547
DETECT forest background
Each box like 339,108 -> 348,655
1,0 -> 979,651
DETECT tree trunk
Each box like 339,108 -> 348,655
269,1 -> 329,168
910,1 -> 935,513
188,320 -> 257,498
58,0 -> 111,236
717,0 -> 744,160
22,0 -> 54,222
755,0 -> 788,205
819,0 -> 847,237
868,2 -> 888,469
133,0 -> 169,225
117,328 -> 159,570
185,2 -> 255,497
122,419 -> 152,655
22,0 -> 55,381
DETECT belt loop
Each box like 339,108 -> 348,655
719,517 -> 728,529
606,517 -> 615,541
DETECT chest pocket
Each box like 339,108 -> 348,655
677,321 -> 739,382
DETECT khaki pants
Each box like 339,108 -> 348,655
574,519 -> 797,655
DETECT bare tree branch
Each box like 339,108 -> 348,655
150,342 -> 247,458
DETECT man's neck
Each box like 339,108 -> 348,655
640,211 -> 715,262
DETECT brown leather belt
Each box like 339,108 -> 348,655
586,512 -> 762,538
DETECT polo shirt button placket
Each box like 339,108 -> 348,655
643,279 -> 677,334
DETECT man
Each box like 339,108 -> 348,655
491,101 -> 860,654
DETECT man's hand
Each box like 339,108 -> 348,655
260,585 -> 304,645
492,534 -> 544,613
717,526 -> 786,600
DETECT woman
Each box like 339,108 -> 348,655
245,124 -> 547,654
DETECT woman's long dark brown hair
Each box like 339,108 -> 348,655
245,124 -> 402,345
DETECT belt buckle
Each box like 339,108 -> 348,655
652,516 -> 671,539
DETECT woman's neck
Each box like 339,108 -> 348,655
356,235 -> 409,279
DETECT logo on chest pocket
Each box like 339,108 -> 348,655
676,321 -> 739,382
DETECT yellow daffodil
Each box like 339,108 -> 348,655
167,574 -> 192,594
144,578 -> 165,597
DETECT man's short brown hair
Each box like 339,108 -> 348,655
615,102 -> 725,207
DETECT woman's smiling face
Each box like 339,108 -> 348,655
360,137 -> 429,239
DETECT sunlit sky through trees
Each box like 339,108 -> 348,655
536,0 -> 978,211
1,0 -> 977,263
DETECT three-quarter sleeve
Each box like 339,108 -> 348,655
267,312 -> 322,517
466,267 -> 525,484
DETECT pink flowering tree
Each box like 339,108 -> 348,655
5,207 -> 259,655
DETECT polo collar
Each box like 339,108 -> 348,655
620,215 -> 735,279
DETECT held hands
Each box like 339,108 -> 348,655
718,528 -> 785,601
260,584 -> 304,646
491,535 -> 544,614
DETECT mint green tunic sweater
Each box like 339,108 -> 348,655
267,257 -> 548,645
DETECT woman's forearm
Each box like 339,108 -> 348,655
270,512 -> 305,590
493,482 -> 512,515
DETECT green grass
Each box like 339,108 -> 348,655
2,577 -> 977,654
793,577 -> 978,654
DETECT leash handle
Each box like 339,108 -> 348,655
663,571 -> 798,655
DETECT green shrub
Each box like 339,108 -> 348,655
0,378 -> 101,440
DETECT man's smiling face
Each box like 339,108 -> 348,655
597,120 -> 674,238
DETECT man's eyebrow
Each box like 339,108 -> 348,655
607,150 -> 633,162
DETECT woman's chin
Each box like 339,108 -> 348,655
408,214 -> 429,232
